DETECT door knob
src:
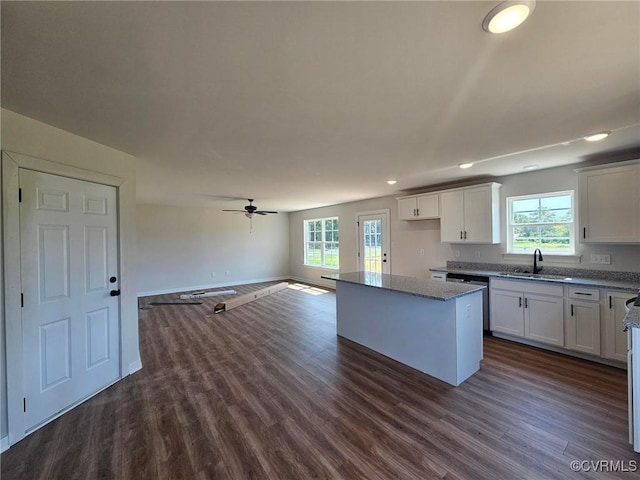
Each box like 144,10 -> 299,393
109,276 -> 117,283
110,290 -> 121,297
383,253 -> 387,263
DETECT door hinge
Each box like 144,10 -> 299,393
357,251 -> 360,257
21,293 -> 24,308
356,221 -> 360,226
18,188 -> 22,203
23,397 -> 26,412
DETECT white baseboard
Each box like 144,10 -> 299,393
128,359 -> 143,375
1,435 -> 9,453
289,275 -> 336,290
137,276 -> 290,297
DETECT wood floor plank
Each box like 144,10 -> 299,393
2,281 -> 639,479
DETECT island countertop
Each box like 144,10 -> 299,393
322,272 -> 485,301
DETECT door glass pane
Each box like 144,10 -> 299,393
363,219 -> 382,273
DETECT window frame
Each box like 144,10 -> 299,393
303,217 -> 339,269
506,190 -> 575,255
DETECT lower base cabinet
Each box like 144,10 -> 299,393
490,279 -> 564,347
604,291 -> 637,362
491,281 -> 635,364
565,287 -> 601,356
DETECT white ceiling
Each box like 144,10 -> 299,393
2,1 -> 639,212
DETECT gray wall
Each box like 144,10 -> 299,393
290,162 -> 640,288
136,204 -> 290,295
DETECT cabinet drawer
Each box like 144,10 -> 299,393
568,287 -> 600,301
491,278 -> 563,297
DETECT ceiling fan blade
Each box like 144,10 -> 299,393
255,211 -> 278,215
222,209 -> 246,212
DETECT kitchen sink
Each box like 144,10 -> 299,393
499,272 -> 537,279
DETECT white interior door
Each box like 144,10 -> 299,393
20,169 -> 120,431
357,211 -> 390,274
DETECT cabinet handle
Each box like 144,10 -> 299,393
464,231 -> 467,240
524,298 -> 528,308
609,296 -> 612,309
416,208 -> 419,216
460,231 -> 463,240
583,227 -> 586,239
574,292 -> 592,296
519,297 -> 522,308
571,304 -> 574,316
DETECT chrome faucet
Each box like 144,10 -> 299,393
533,248 -> 544,274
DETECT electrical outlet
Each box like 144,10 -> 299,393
211,272 -> 216,278
420,248 -> 425,256
474,251 -> 480,258
455,250 -> 460,258
225,271 -> 230,276
590,254 -> 611,265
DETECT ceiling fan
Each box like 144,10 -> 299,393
222,199 -> 278,219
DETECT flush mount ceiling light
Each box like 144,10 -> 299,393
387,180 -> 397,185
483,0 -> 536,34
458,162 -> 474,169
523,164 -> 539,171
584,131 -> 611,142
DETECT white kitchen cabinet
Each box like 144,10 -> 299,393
490,278 -> 564,346
397,194 -> 439,220
578,162 -> 640,243
491,289 -> 525,336
565,287 -> 601,355
603,291 -> 637,362
525,294 -> 565,346
440,183 -> 501,244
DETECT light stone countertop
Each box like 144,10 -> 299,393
625,305 -> 640,330
431,265 -> 640,293
322,272 -> 485,301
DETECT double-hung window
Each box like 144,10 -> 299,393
304,217 -> 339,268
507,191 -> 575,254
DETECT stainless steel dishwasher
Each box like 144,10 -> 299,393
446,272 -> 490,332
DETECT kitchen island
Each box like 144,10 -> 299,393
322,272 -> 485,387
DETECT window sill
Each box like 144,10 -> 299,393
502,253 -> 582,264
303,264 -> 340,270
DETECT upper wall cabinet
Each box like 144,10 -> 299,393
397,193 -> 439,220
440,183 -> 501,244
578,162 -> 640,243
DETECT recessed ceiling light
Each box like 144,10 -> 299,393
483,1 -> 536,34
523,164 -> 539,171
458,162 -> 474,169
387,180 -> 397,185
584,131 -> 611,142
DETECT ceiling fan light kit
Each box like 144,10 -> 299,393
222,199 -> 278,217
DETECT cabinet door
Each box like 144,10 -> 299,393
463,187 -> 492,243
566,300 -> 601,355
579,164 -> 640,243
524,294 -> 564,346
603,292 -> 636,362
398,197 -> 417,220
440,190 -> 464,242
490,289 -> 524,336
416,194 -> 439,219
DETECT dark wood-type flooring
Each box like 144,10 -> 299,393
3,281 -> 639,479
